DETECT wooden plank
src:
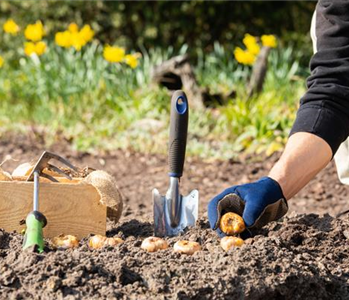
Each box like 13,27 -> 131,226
0,181 -> 106,239
12,176 -> 83,184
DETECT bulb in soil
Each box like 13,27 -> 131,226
141,237 -> 168,252
88,235 -> 124,249
220,236 -> 244,251
104,237 -> 124,247
219,212 -> 246,235
173,240 -> 201,255
52,234 -> 79,249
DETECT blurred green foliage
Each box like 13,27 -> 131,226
0,40 -> 306,158
0,0 -> 315,158
0,1 -> 315,58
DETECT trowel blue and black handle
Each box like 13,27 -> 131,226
168,90 -> 189,178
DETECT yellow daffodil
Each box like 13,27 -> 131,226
261,35 -> 277,48
3,19 -> 20,35
0,55 -> 4,68
24,21 -> 45,42
68,22 -> 79,33
235,33 -> 276,65
55,30 -> 85,51
55,24 -> 94,51
243,34 -> 257,47
234,47 -> 256,66
79,25 -> 94,43
103,45 -> 125,63
70,31 -> 86,51
24,42 -> 36,56
124,54 -> 140,69
55,31 -> 72,48
24,41 -> 47,56
246,42 -> 260,56
35,41 -> 47,56
243,34 -> 260,55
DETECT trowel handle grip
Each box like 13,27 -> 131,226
168,90 -> 188,178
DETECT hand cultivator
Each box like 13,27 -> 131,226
153,90 -> 199,237
23,151 -> 78,252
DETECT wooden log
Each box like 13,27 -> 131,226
0,180 -> 106,239
151,55 -> 205,109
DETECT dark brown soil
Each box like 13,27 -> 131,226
1,133 -> 349,299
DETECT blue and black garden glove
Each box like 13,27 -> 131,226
207,177 -> 288,238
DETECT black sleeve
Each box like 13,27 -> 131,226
290,0 -> 349,156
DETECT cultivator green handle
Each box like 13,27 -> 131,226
23,211 -> 47,253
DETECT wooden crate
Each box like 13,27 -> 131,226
0,179 -> 106,239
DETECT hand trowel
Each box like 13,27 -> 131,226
153,90 -> 199,237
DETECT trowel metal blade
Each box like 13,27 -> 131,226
153,188 -> 199,237
153,188 -> 166,237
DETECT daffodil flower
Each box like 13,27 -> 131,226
261,35 -> 277,48
124,54 -> 140,69
235,33 -> 277,65
55,31 -> 72,48
70,31 -> 86,51
3,19 -> 20,35
79,25 -> 94,43
243,34 -> 260,55
24,42 -> 36,56
68,22 -> 79,33
35,41 -> 47,56
24,41 -> 47,56
243,34 -> 257,48
234,47 -> 256,66
24,21 -> 45,42
55,24 -> 94,51
103,45 -> 125,63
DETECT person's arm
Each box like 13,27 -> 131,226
272,0 -> 349,199
208,0 -> 349,237
289,0 -> 349,157
269,132 -> 332,200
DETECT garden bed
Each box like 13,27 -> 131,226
1,133 -> 349,299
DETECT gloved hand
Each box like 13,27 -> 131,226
207,177 -> 288,237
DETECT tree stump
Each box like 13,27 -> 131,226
247,46 -> 271,98
151,55 -> 205,109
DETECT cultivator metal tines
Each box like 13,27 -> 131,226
26,151 -> 78,183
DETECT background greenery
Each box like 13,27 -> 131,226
0,1 -> 316,52
0,1 -> 317,159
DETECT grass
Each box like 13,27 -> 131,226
0,41 -> 308,159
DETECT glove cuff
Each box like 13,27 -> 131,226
247,176 -> 288,231
249,198 -> 288,230
258,176 -> 286,200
